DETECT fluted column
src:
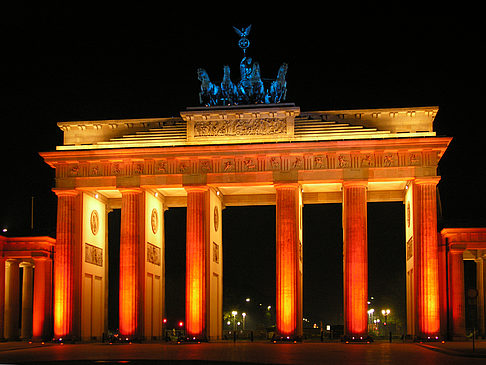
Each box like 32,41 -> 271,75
477,256 -> 486,338
119,188 -> 143,339
53,190 -> 78,339
413,178 -> 440,338
446,247 -> 465,339
185,186 -> 209,339
275,183 -> 303,338
5,260 -> 20,339
33,257 -> 53,340
342,182 -> 368,338
0,256 -> 5,340
21,263 -> 34,339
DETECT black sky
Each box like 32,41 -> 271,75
0,4 -> 483,329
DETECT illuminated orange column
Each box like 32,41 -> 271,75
21,263 -> 34,339
54,190 -> 78,339
185,186 -> 209,339
342,182 -> 368,337
413,178 -> 440,338
448,247 -> 466,339
119,189 -> 143,339
33,257 -> 53,340
275,183 -> 303,338
0,256 -> 5,340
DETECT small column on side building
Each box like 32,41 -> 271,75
342,181 -> 368,339
33,257 -> 53,340
119,188 -> 144,339
413,178 -> 441,339
53,190 -> 79,339
20,263 -> 34,339
475,254 -> 486,338
448,247 -> 466,339
4,260 -> 20,340
0,256 -> 5,340
275,183 -> 303,339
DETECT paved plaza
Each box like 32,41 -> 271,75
0,341 -> 485,365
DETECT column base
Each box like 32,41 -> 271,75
414,335 -> 443,342
342,335 -> 373,343
272,334 -> 303,343
178,335 -> 208,343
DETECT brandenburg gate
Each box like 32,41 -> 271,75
39,103 -> 452,341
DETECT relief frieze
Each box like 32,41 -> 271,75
194,118 -> 287,137
147,242 -> 161,266
85,243 -> 103,267
55,149 -> 431,180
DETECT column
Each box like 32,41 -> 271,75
119,189 -> 143,339
342,182 -> 368,338
185,186 -> 209,339
5,260 -> 20,340
0,257 -> 5,340
33,257 -> 53,340
275,183 -> 303,338
475,255 -> 486,338
54,190 -> 78,339
448,248 -> 466,338
20,263 -> 34,339
413,178 -> 440,338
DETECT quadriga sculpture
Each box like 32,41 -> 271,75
197,60 -> 288,106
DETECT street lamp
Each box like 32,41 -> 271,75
381,309 -> 390,325
367,309 -> 374,332
242,312 -> 246,330
232,311 -> 238,331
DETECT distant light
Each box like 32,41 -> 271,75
162,318 -> 167,324
95,193 -> 99,199
155,192 -> 158,197
245,298 -> 251,302
178,321 -> 184,327
232,311 -> 237,316
326,325 -> 331,331
237,321 -> 241,326
242,312 -> 246,318
267,305 -> 271,311
227,321 -> 231,325
2,228 -> 6,233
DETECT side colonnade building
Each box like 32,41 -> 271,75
0,236 -> 54,340
38,103 -> 454,342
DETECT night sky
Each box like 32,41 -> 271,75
0,4 -> 483,331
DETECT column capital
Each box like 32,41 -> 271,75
414,177 -> 441,186
53,189 -> 78,197
184,185 -> 210,193
274,182 -> 300,189
19,261 -> 34,268
118,187 -> 143,194
449,244 -> 467,253
32,256 -> 50,262
342,180 -> 368,188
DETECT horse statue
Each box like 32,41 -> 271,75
249,62 -> 265,103
197,68 -> 220,106
219,65 -> 238,105
266,63 -> 288,103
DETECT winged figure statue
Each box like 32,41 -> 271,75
232,25 -> 252,38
